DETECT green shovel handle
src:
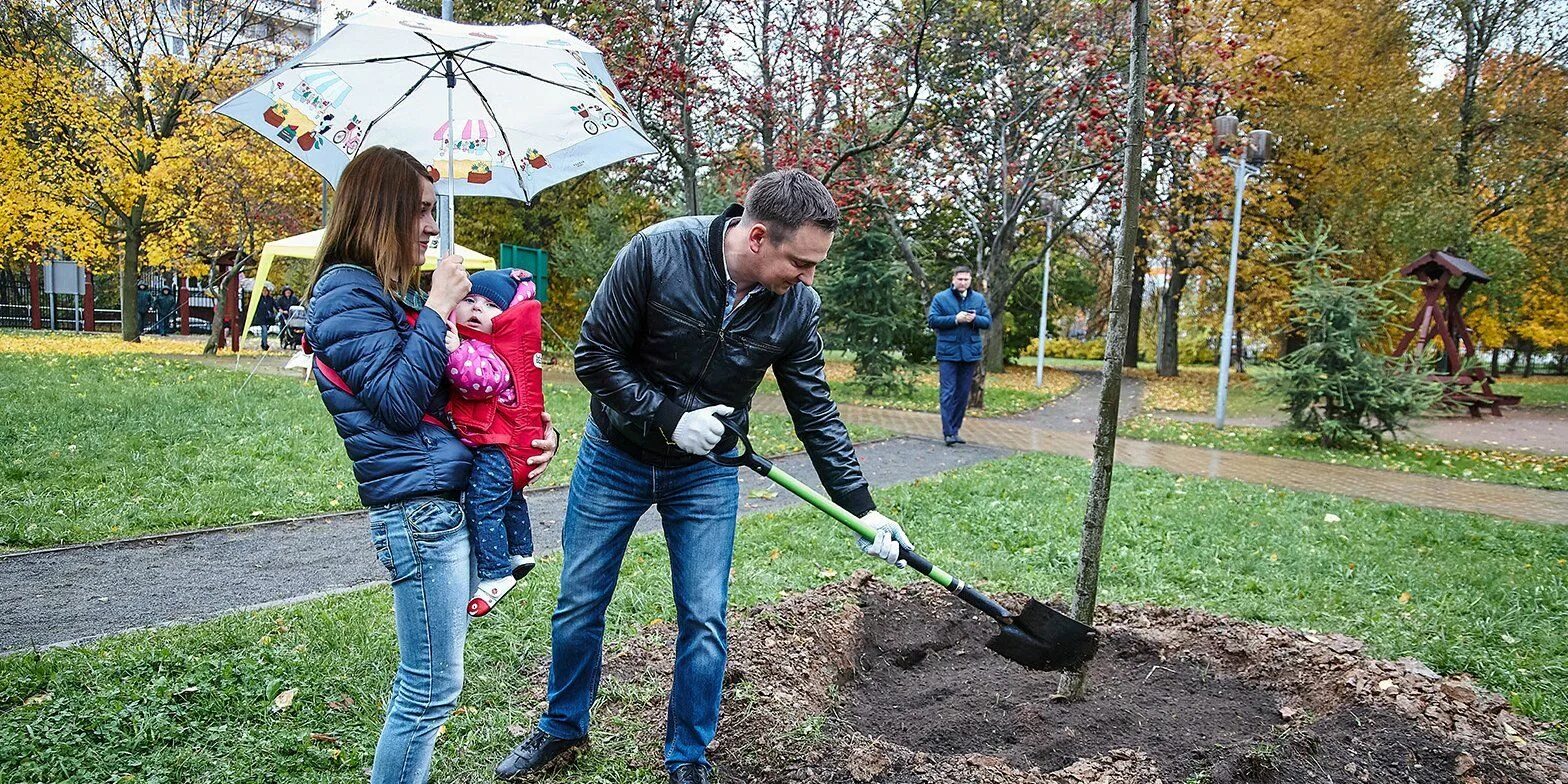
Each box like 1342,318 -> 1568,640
706,421 -> 1016,624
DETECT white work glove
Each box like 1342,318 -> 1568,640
671,404 -> 735,456
857,510 -> 911,567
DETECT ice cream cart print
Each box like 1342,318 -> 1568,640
261,71 -> 352,152
431,119 -> 504,184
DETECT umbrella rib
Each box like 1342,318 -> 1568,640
456,54 -> 656,151
455,54 -> 602,101
447,56 -> 532,201
354,57 -> 450,152
297,41 -> 490,70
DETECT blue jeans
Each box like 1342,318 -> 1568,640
939,359 -> 978,438
539,420 -> 739,769
465,446 -> 534,580
368,496 -> 474,784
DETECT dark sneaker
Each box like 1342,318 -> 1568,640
669,763 -> 713,784
952,436 -> 966,444
495,730 -> 586,780
512,555 -> 536,581
944,436 -> 958,447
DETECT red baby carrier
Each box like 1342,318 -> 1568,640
448,298 -> 548,489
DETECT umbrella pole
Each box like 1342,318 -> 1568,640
438,0 -> 457,259
441,55 -> 457,258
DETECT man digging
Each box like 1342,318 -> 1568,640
495,170 -> 912,784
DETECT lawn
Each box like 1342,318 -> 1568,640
1493,374 -> 1568,408
762,360 -> 1079,416
3,453 -> 1565,782
1132,365 -> 1281,418
0,352 -> 887,550
1121,416 -> 1568,491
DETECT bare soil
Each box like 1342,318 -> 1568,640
580,575 -> 1568,783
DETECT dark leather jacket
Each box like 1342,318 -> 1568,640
576,204 -> 876,516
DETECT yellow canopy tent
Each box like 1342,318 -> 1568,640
241,229 -> 496,349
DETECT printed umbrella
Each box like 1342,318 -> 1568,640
215,2 -> 653,343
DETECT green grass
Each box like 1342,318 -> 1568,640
1492,375 -> 1568,408
3,453 -> 1565,782
1134,365 -> 1282,419
0,354 -> 887,550
760,362 -> 1079,417
1121,416 -> 1568,492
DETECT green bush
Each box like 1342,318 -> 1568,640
1268,228 -> 1441,447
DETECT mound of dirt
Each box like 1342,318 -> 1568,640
583,574 -> 1567,783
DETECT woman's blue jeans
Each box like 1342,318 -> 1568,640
367,496 -> 473,784
538,420 -> 739,769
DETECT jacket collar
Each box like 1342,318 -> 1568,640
707,203 -> 744,281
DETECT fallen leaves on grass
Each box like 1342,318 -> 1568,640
271,688 -> 298,713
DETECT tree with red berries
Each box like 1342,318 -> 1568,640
881,0 -> 1124,405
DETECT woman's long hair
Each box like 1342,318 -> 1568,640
311,146 -> 434,296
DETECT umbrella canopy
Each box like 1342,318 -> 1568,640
215,4 -> 655,201
219,3 -> 653,350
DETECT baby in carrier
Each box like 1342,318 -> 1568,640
444,269 -> 547,616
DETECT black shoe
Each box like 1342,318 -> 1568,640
669,763 -> 713,784
512,556 -> 536,581
944,436 -> 958,447
495,730 -> 586,780
953,436 -> 966,444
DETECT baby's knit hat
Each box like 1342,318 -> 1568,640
468,269 -> 536,311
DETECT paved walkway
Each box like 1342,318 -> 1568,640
758,397 -> 1568,527
1009,369 -> 1145,433
0,438 -> 1007,653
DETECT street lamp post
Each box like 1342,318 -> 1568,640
1213,116 -> 1273,429
1035,194 -> 1062,387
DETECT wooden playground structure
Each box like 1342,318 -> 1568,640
1392,250 -> 1521,417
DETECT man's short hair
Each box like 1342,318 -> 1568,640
743,169 -> 840,241
951,266 -> 972,276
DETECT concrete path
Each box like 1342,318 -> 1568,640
1007,369 -> 1145,433
0,438 -> 1007,653
768,400 -> 1568,527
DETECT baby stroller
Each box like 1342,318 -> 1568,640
279,305 -> 307,351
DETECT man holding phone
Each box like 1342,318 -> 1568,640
927,266 -> 992,446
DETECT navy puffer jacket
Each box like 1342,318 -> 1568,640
306,264 -> 472,506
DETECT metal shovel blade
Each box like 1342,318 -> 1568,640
985,600 -> 1100,672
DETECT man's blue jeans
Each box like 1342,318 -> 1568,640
367,496 -> 474,784
465,446 -> 534,581
938,359 -> 978,439
539,420 -> 739,769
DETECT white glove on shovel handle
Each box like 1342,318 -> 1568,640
857,510 -> 911,567
672,404 -> 735,455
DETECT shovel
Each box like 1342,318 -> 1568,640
708,423 -> 1099,672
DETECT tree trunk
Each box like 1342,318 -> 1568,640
1059,0 -> 1148,701
982,278 -> 1014,373
1154,269 -> 1186,376
967,361 -> 985,410
1490,347 -> 1499,377
1523,340 -> 1534,377
118,197 -> 147,342
1123,269 -> 1144,368
203,284 -> 227,355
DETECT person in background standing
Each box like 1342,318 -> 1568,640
135,282 -> 154,334
154,286 -> 177,336
255,287 -> 277,350
926,266 -> 991,446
